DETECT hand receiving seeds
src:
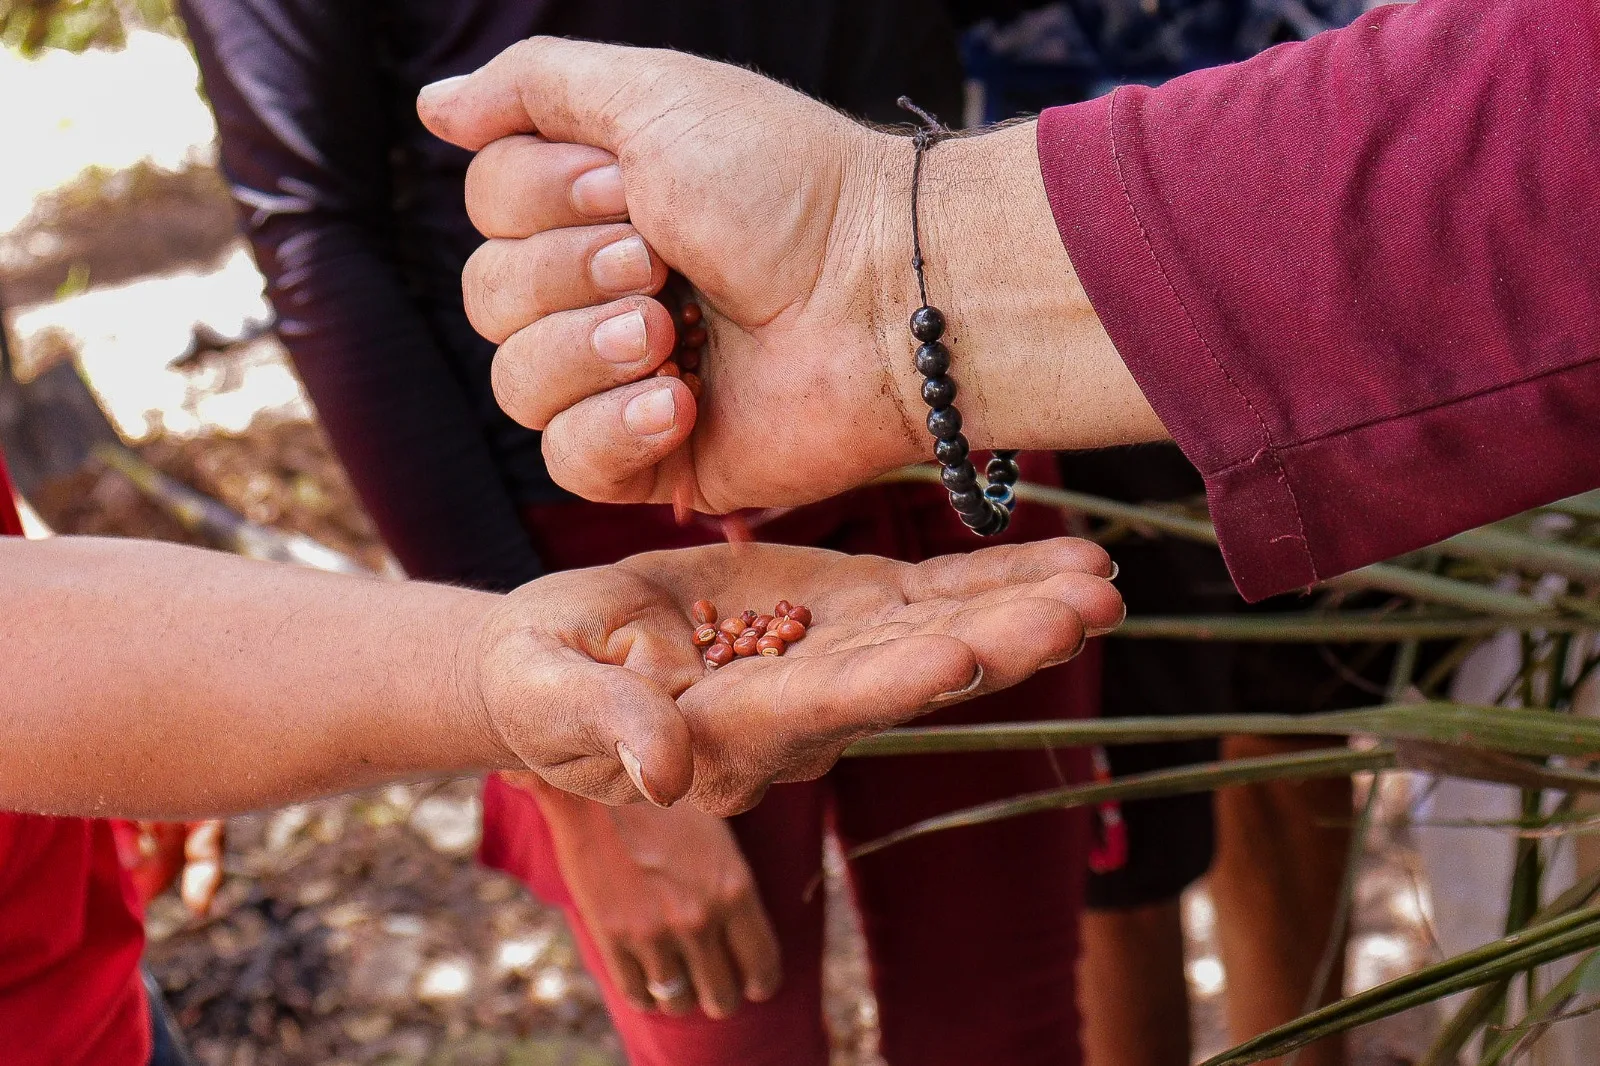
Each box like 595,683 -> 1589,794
466,537 -> 1122,816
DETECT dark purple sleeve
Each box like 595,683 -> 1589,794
1038,0 -> 1600,600
179,0 -> 542,591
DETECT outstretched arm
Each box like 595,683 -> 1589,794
1,536 -> 506,818
0,535 -> 1118,819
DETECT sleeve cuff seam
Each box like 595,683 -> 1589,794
1101,90 -> 1319,584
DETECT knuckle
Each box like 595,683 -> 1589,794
490,341 -> 544,429
462,159 -> 496,235
716,876 -> 752,908
505,37 -> 544,68
667,910 -> 708,937
460,246 -> 504,340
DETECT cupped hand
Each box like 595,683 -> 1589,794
418,39 -> 924,513
517,777 -> 781,1019
465,537 -> 1120,816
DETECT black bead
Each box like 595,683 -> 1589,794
927,406 -> 963,440
949,487 -> 987,517
910,305 -> 946,342
985,457 -> 1019,486
966,502 -> 1007,536
934,434 -> 969,467
922,375 -> 956,408
914,342 -> 950,377
941,462 -> 978,493
965,505 -> 1005,535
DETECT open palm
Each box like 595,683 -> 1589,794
472,538 -> 1119,815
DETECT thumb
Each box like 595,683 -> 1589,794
558,660 -> 695,808
418,37 -> 668,152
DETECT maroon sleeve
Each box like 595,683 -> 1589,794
1038,0 -> 1600,601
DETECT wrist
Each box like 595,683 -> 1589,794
445,589 -> 529,774
866,120 -> 1160,455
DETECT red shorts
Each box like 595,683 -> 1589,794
482,465 -> 1094,1066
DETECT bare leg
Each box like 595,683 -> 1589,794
1211,735 -> 1351,1066
1079,900 -> 1192,1066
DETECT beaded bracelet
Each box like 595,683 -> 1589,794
899,97 -> 1019,537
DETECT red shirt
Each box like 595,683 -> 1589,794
1039,0 -> 1600,600
0,452 -> 149,1063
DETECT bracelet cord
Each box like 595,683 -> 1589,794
898,96 -> 1019,537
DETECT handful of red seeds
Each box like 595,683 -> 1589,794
690,598 -> 812,668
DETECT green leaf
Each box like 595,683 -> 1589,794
846,748 -> 1395,862
1116,613 -> 1587,642
1202,908 -> 1600,1066
847,702 -> 1600,760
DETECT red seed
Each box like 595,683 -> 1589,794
691,600 -> 717,625
683,325 -> 707,349
692,624 -> 718,648
719,618 -> 745,639
655,360 -> 681,379
681,302 -> 702,326
786,605 -> 813,628
705,643 -> 734,667
733,634 -> 759,657
757,635 -> 785,657
741,610 -> 758,626
739,627 -> 762,643
774,600 -> 792,617
679,347 -> 701,371
753,614 -> 774,632
681,372 -> 702,399
714,631 -> 733,647
775,618 -> 806,642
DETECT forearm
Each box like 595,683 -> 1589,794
0,537 -> 516,818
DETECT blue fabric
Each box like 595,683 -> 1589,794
961,0 -> 1370,121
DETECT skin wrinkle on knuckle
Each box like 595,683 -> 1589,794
489,351 -> 534,428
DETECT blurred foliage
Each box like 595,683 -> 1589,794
0,0 -> 178,56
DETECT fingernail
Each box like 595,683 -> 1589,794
932,664 -> 984,703
418,74 -> 469,109
618,741 -> 671,808
592,309 -> 648,363
571,164 -> 626,218
591,234 -> 652,292
1108,561 -> 1120,581
622,385 -> 677,436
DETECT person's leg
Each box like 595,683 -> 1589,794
831,658 -> 1097,1066
1210,734 -> 1351,1066
1077,738 -> 1217,1066
1078,901 -> 1191,1066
